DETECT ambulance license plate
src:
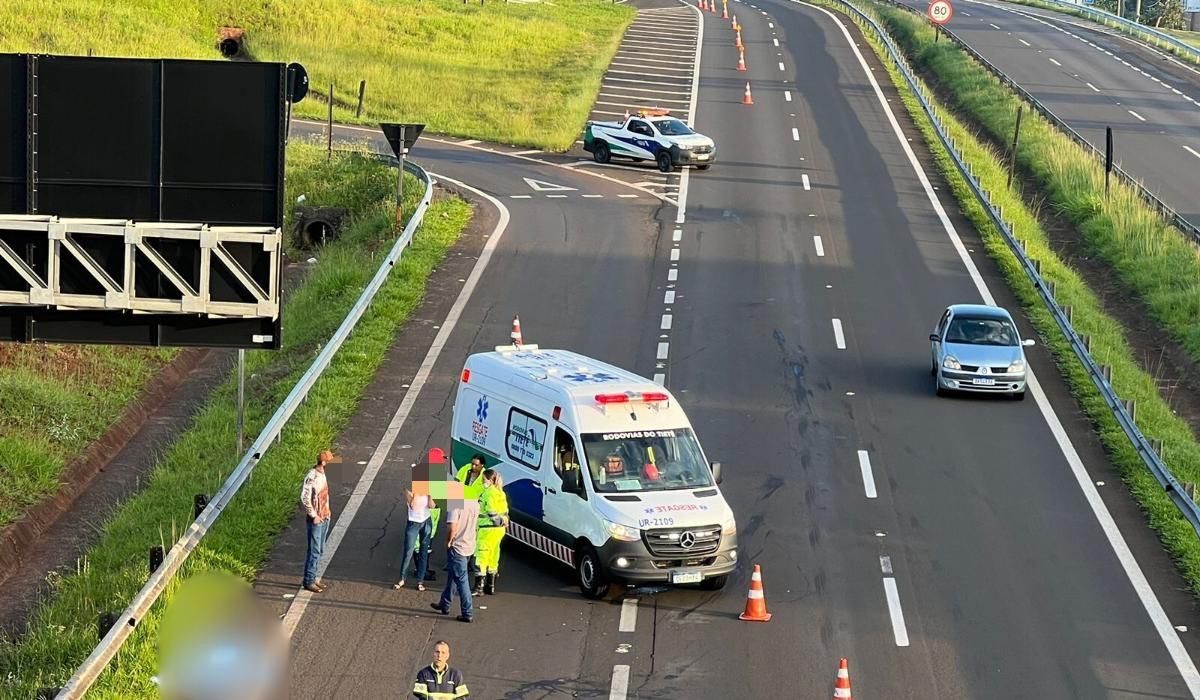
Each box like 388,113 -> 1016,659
671,570 -> 703,584
971,378 -> 996,386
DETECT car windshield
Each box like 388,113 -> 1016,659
945,316 -> 1018,346
581,428 -> 712,492
654,118 -> 694,136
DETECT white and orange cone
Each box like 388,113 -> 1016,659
510,315 -> 524,347
737,47 -> 747,72
722,0 -> 729,19
742,81 -> 754,104
736,28 -> 744,49
738,563 -> 772,621
833,658 -> 852,699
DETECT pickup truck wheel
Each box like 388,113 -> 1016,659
656,151 -> 674,173
593,142 -> 611,164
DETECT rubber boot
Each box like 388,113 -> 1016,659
484,573 -> 496,595
472,575 -> 485,596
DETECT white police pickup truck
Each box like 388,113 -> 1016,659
583,108 -> 716,173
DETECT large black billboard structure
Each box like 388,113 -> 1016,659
0,53 -> 296,349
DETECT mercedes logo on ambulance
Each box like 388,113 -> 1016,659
679,532 -> 697,549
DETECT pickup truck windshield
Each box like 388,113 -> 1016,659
654,118 -> 694,136
581,428 -> 713,492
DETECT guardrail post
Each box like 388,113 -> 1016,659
356,80 -> 366,118
1083,334 -> 1091,353
149,546 -> 164,574
1102,364 -> 1113,382
1153,438 -> 1165,458
1048,280 -> 1057,299
98,611 -> 119,642
1125,399 -> 1137,421
37,689 -> 62,700
194,494 -> 209,519
1032,258 -> 1041,275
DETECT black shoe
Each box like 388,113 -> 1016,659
472,576 -> 484,597
424,571 -> 437,582
456,615 -> 473,623
430,603 -> 449,615
483,573 -> 495,595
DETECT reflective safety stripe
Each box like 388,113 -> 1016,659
747,589 -> 764,599
506,520 -> 574,566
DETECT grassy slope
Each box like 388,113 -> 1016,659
830,0 -> 1200,592
0,140 -> 471,698
0,345 -> 172,528
0,0 -> 634,150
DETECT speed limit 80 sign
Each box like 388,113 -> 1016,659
928,0 -> 953,24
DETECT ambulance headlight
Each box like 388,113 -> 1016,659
603,518 -> 641,542
721,518 -> 737,536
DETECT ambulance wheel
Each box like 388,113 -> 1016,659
593,142 -> 612,164
699,575 -> 728,591
576,545 -> 613,600
697,164 -> 712,171
656,151 -> 674,173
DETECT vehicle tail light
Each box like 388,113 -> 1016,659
461,368 -> 470,383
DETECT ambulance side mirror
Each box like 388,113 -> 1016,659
710,461 -> 722,484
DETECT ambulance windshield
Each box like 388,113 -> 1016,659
581,428 -> 713,492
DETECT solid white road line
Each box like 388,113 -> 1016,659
281,174 -> 510,637
610,666 -> 631,700
858,449 -> 878,498
677,1 -> 704,226
883,578 -> 911,646
800,1 -> 1200,690
1048,57 -> 1062,66
1086,82 -> 1100,92
1183,145 -> 1200,159
1128,109 -> 1146,121
620,599 -> 638,632
1019,38 -> 1031,46
832,318 -> 846,349
661,314 -> 673,330
802,174 -> 811,190
813,235 -> 825,257
785,90 -> 793,101
460,139 -> 480,145
657,342 -> 669,360
792,127 -> 800,140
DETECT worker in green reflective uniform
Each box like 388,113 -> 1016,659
474,469 -> 509,596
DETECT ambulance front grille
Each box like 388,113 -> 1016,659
642,525 -> 721,557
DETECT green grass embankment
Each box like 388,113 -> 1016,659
817,0 -> 1200,593
0,0 -> 635,150
0,140 -> 472,698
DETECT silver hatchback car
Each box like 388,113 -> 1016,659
929,304 -> 1035,400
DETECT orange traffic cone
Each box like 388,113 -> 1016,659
737,48 -> 747,72
833,658 -> 852,699
510,315 -> 524,347
738,564 -> 771,621
733,17 -> 740,31
722,0 -> 729,19
742,82 -> 754,104
736,28 -> 744,49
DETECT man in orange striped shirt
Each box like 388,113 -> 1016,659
300,449 -> 340,593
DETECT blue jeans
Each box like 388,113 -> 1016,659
304,518 -> 330,587
398,518 -> 432,583
438,550 -> 474,619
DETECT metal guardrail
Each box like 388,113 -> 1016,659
1021,0 -> 1200,63
54,157 -> 436,699
879,0 -> 1200,243
817,0 -> 1200,535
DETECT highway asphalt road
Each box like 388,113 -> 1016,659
892,0 -> 1200,230
254,0 -> 1200,697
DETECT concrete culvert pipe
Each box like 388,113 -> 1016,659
219,38 -> 240,58
292,206 -> 348,250
216,26 -> 246,59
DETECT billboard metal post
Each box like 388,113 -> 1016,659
237,349 -> 246,454
1105,126 -> 1113,201
327,81 -> 334,161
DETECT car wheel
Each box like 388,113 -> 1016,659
593,142 -> 611,164
699,574 -> 728,591
576,544 -> 614,600
935,373 -> 949,397
1012,390 -> 1026,401
697,164 -> 712,171
656,151 -> 673,173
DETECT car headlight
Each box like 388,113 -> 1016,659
1008,360 -> 1025,373
942,356 -> 961,370
603,518 -> 641,542
721,518 -> 737,536
677,142 -> 693,150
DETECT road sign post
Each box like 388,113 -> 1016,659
380,123 -> 426,227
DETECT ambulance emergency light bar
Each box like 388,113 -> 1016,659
594,392 -> 670,405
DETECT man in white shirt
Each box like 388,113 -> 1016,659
300,449 -> 340,593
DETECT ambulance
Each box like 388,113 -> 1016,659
449,333 -> 739,599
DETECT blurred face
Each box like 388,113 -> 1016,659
606,456 -> 624,474
433,643 -> 450,667
471,458 -> 484,473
